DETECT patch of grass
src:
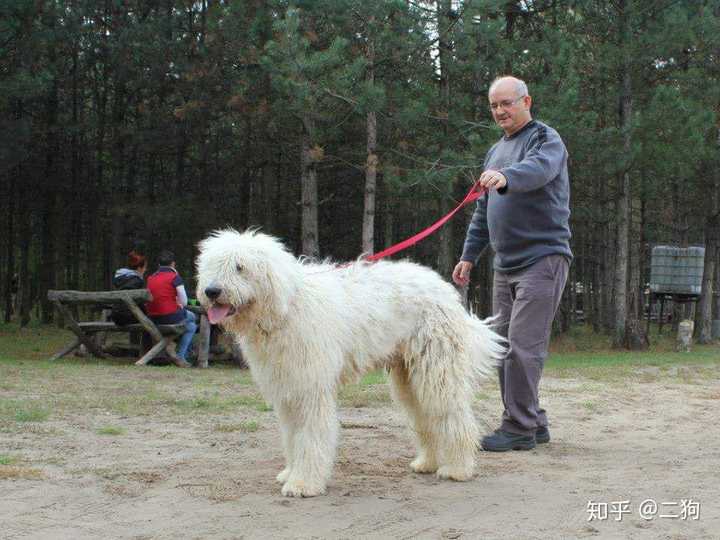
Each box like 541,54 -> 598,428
339,384 -> 391,408
97,426 -> 126,436
337,369 -> 391,407
0,454 -> 18,465
359,370 -> 387,386
255,402 -> 273,412
171,394 -> 266,413
546,350 -> 720,382
215,420 -> 259,433
0,400 -> 52,423
582,400 -> 598,412
549,323 -> 717,354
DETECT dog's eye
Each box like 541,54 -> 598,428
236,263 -> 244,273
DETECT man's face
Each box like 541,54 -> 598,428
488,82 -> 532,136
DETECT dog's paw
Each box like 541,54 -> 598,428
276,468 -> 291,483
436,465 -> 474,481
410,456 -> 438,474
281,479 -> 327,498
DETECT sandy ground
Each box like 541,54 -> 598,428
2,365 -> 720,540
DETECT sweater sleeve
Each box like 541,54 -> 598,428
176,285 -> 188,307
460,194 -> 490,264
499,127 -> 566,193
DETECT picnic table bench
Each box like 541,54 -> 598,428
47,289 -> 212,368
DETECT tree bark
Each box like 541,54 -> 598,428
613,0 -> 644,348
695,172 -> 719,343
363,36 -> 377,255
435,0 -> 454,276
3,171 -> 16,323
300,115 -> 319,257
40,73 -> 60,324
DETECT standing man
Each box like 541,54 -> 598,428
146,250 -> 197,367
452,76 -> 572,451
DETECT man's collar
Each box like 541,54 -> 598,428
504,119 -> 536,140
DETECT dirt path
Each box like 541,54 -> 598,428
2,368 -> 719,539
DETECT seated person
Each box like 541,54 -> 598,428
146,250 -> 197,364
110,250 -> 148,326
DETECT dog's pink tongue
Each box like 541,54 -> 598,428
207,304 -> 232,324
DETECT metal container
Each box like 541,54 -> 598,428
649,246 -> 705,296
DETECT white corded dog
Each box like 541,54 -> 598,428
195,229 -> 505,497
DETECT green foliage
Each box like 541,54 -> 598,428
1,0 -> 719,335
96,426 -> 126,436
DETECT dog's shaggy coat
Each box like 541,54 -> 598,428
195,230 -> 505,497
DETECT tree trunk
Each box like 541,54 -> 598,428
384,190 -> 394,250
714,245 -> 720,335
300,115 -> 319,257
613,0 -> 638,348
627,195 -> 648,349
696,174 -> 719,343
603,203 -> 615,332
363,37 -> 378,256
3,170 -> 16,323
435,0 -> 454,275
18,182 -> 32,327
40,74 -> 60,324
503,1 -> 520,71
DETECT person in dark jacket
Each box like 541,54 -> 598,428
110,250 -> 148,326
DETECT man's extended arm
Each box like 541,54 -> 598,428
499,129 -> 566,193
460,195 -> 490,264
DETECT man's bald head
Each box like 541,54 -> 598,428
489,76 -> 528,98
488,76 -> 532,136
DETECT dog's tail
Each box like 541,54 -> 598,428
404,307 -> 506,409
465,313 -> 506,379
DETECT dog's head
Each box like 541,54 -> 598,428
195,229 -> 299,332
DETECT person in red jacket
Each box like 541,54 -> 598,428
146,250 -> 196,366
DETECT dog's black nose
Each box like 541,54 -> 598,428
205,286 -> 222,300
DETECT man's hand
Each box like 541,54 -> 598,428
452,261 -> 474,287
478,169 -> 507,191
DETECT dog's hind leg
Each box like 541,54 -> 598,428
280,392 -> 339,497
431,396 -> 478,481
389,363 -> 438,474
408,321 -> 480,481
276,404 -> 295,483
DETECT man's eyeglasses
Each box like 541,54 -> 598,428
489,95 -> 526,111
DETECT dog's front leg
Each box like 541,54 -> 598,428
281,393 -> 339,498
275,402 -> 295,483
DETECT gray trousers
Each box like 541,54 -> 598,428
492,255 -> 569,436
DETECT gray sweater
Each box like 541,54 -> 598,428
461,120 -> 573,273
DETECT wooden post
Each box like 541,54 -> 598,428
94,308 -> 112,352
197,314 -> 211,368
677,319 -> 693,352
658,296 -> 665,335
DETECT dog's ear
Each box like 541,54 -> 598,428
255,250 -> 299,331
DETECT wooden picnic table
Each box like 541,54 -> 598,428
47,289 -> 212,368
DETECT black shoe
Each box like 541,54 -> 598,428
481,429 -> 536,452
536,426 -> 550,444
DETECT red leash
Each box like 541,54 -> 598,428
364,181 -> 486,262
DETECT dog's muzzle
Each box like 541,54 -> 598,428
205,286 -> 222,301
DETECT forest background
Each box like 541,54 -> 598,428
1,0 -> 719,349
